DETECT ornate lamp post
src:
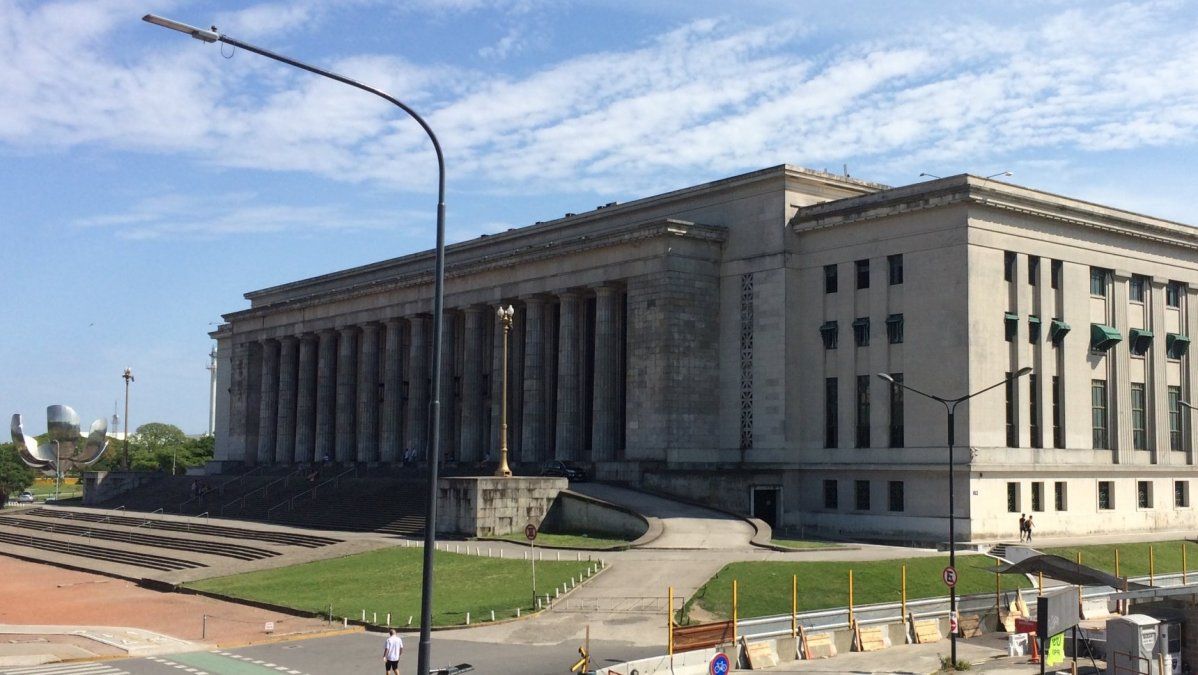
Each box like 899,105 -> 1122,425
122,367 -> 134,469
495,305 -> 514,478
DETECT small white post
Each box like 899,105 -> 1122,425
466,612 -> 470,625
373,611 -> 377,623
491,610 -> 495,621
343,617 -> 347,627
361,609 -> 366,621
408,616 -> 413,626
556,551 -> 560,561
576,552 -> 581,561
386,613 -> 391,625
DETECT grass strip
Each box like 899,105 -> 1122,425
496,532 -> 630,549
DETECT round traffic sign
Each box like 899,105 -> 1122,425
525,523 -> 538,541
942,566 -> 958,588
709,652 -> 730,675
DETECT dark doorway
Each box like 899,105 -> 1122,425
752,486 -> 781,529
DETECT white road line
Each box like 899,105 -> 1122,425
1,664 -> 129,675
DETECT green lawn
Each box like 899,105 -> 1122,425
185,546 -> 595,626
1042,541 -> 1198,579
771,538 -> 842,550
496,531 -> 631,549
686,555 -> 1027,623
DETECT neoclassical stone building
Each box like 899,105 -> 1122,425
210,165 -> 1198,542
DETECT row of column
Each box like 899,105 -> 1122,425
234,286 -> 626,467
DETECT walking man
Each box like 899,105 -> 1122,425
1025,515 -> 1034,542
383,628 -> 404,674
1018,513 -> 1026,542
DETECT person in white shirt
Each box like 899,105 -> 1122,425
383,628 -> 404,674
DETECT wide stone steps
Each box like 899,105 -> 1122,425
0,515 -> 278,561
22,508 -> 341,548
0,528 -> 205,572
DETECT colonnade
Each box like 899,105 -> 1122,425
228,286 -> 627,468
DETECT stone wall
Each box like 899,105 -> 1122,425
436,476 -> 567,536
540,490 -> 649,539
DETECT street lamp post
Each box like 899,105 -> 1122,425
207,346 -> 218,437
495,305 -> 514,478
877,367 -> 1032,667
122,368 -> 134,469
142,15 -> 449,674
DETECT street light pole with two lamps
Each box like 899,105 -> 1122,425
142,15 -> 449,674
877,366 -> 1032,667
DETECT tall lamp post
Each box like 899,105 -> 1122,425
142,15 -> 449,675
122,367 -> 134,469
495,305 -> 514,477
877,366 -> 1031,666
207,346 -> 218,436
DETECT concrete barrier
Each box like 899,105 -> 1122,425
600,645 -> 739,675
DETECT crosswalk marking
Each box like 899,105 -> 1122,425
0,663 -> 129,675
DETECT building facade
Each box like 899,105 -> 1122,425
210,166 -> 1198,543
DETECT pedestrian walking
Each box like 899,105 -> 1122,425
1025,515 -> 1034,542
1018,513 -> 1026,542
383,628 -> 404,674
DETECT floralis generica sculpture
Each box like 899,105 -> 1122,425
11,406 -> 109,471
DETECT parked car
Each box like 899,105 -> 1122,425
17,491 -> 35,504
539,460 -> 588,482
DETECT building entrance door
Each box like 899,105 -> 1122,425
752,486 -> 780,529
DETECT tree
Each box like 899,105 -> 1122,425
0,442 -> 36,504
73,423 -> 215,475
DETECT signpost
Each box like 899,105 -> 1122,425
709,652 -> 730,675
942,566 -> 957,588
526,523 -> 538,611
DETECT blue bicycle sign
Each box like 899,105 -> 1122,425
709,652 -> 730,675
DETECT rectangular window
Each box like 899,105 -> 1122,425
1098,481 -> 1113,510
1028,316 -> 1041,343
1052,376 -> 1064,449
856,375 -> 870,448
1007,482 -> 1019,513
1167,281 -> 1183,308
1054,481 -> 1067,511
1090,267 -> 1108,296
856,259 -> 870,289
1005,373 -> 1017,448
1031,482 -> 1044,512
824,378 -> 838,449
888,481 -> 905,512
853,318 -> 870,347
1176,481 -> 1190,508
1028,255 -> 1040,286
824,264 -> 838,294
1138,480 -> 1153,509
1131,383 -> 1148,450
1051,259 -> 1062,289
888,254 -> 904,285
1130,275 -> 1147,302
1092,380 -> 1109,449
823,479 -> 838,509
1004,251 -> 1016,282
1029,374 -> 1042,449
855,480 -> 870,510
886,314 -> 904,344
1170,386 -> 1183,451
1005,313 -> 1018,342
888,373 -> 904,448
820,321 -> 838,349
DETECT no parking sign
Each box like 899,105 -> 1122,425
709,652 -> 730,675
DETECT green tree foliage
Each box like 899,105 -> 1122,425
89,424 -> 214,475
1,442 -> 36,502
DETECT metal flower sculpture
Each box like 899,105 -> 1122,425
11,405 -> 108,471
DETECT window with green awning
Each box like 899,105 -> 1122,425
1050,319 -> 1070,345
1167,333 -> 1191,359
1129,328 -> 1154,356
1090,323 -> 1122,352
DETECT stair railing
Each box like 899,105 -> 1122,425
218,465 -> 266,496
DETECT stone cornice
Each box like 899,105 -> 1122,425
223,218 -> 727,322
790,175 -> 1198,249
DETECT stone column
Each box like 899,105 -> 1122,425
1111,271 -> 1132,463
356,322 -> 381,463
335,327 -> 358,463
406,316 -> 430,459
592,286 -> 618,460
555,291 -> 581,460
510,307 -> 525,462
460,306 -> 485,462
314,329 -> 337,463
227,340 -> 252,464
256,339 -> 280,465
380,318 -> 404,464
439,311 -> 458,461
521,297 -> 546,462
274,336 -> 298,464
294,335 -> 317,464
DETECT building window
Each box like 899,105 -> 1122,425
1054,481 -> 1067,511
1167,281 -> 1183,308
1098,481 -> 1114,510
1138,481 -> 1153,509
1129,328 -> 1154,356
1092,380 -> 1109,449
856,375 -> 870,448
1005,373 -> 1017,448
1028,256 -> 1040,286
823,479 -> 839,509
1007,482 -> 1019,512
1176,481 -> 1190,508
1004,251 -> 1016,282
855,480 -> 870,510
824,264 -> 838,294
825,378 -> 838,449
888,373 -> 904,448
1005,313 -> 1018,342
1052,376 -> 1064,449
1090,267 -> 1108,297
1051,259 -> 1062,289
1170,386 -> 1183,451
1167,333 -> 1191,359
1029,374 -> 1042,449
888,481 -> 905,512
856,259 -> 870,289
820,321 -> 839,349
1131,383 -> 1148,450
886,314 -> 904,344
1130,275 -> 1147,302
1090,324 -> 1121,352
888,254 -> 904,285
1031,482 -> 1044,512
1050,319 -> 1071,346
853,318 -> 870,347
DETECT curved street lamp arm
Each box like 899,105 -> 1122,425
876,374 -> 949,408
951,367 -> 1033,412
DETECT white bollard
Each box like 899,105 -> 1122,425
343,618 -> 347,627
361,610 -> 366,621
488,548 -> 492,557
524,551 -> 528,560
517,607 -> 521,617
555,588 -> 560,599
408,616 -> 413,626
536,599 -> 541,610
576,552 -> 581,561
466,612 -> 470,625
556,551 -> 560,561
387,613 -> 391,625
373,612 -> 377,623
491,610 -> 495,622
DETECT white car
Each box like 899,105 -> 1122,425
16,491 -> 35,503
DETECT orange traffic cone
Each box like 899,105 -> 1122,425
1029,635 -> 1041,664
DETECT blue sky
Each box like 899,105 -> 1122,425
2,0 -> 1197,435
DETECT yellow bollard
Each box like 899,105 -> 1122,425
848,570 -> 855,626
1038,571 -> 1044,595
791,574 -> 798,639
732,579 -> 739,646
668,586 -> 674,656
1115,548 -> 1121,578
1184,544 -> 1189,585
1150,545 -> 1156,586
902,564 -> 908,622
1076,552 -> 1083,613
994,558 -> 1000,613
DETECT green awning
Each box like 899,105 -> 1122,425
1090,323 -> 1122,352
1130,328 -> 1154,339
1168,333 -> 1191,358
886,314 -> 903,324
852,318 -> 870,328
819,321 -> 837,333
1029,315 -> 1042,325
1004,312 -> 1019,322
1129,328 -> 1154,355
